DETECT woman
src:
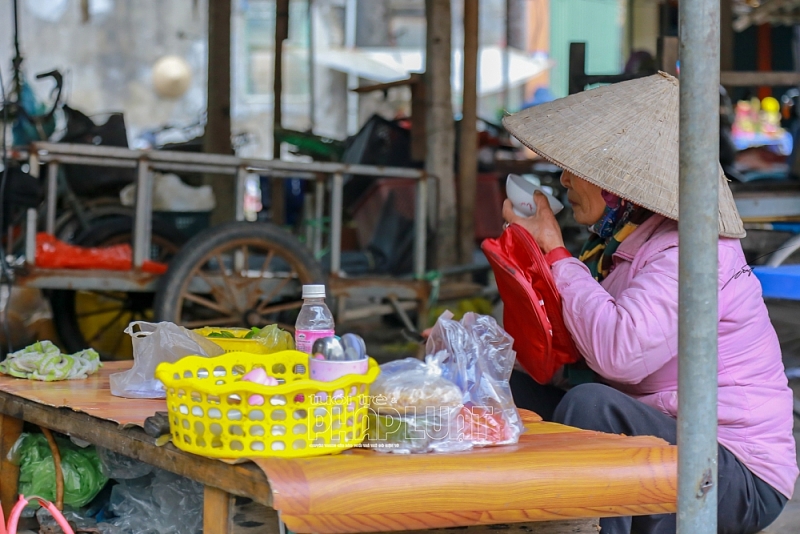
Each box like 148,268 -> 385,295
501,73 -> 797,534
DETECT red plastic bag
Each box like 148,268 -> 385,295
35,233 -> 168,274
481,224 -> 580,384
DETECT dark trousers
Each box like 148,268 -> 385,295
510,371 -> 788,534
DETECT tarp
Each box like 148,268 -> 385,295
315,46 -> 552,96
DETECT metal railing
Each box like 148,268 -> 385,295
25,142 -> 429,283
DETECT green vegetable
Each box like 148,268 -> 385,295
0,341 -> 101,381
12,433 -> 108,508
207,331 -> 236,339
243,327 -> 261,339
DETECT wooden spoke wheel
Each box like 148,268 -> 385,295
153,222 -> 324,332
50,217 -> 186,359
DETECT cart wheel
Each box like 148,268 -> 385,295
49,217 -> 187,359
153,221 -> 324,331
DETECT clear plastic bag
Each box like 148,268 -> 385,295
110,321 -> 225,399
253,324 -> 295,351
366,353 -> 469,454
371,354 -> 463,411
97,447 -> 153,480
102,468 -> 203,534
37,507 -> 98,532
366,405 -> 465,454
425,311 -> 524,446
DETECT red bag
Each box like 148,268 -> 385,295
481,224 -> 580,384
35,233 -> 168,274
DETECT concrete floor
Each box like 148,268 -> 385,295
759,300 -> 800,533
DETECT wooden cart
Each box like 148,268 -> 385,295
12,142 -> 484,358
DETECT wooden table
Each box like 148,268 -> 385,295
0,363 -> 678,534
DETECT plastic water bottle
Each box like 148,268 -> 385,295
295,285 -> 335,354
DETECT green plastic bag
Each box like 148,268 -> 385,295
10,433 -> 108,508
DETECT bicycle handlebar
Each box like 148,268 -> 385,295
15,69 -> 63,123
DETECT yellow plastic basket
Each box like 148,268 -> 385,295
155,350 -> 379,459
194,327 -> 276,354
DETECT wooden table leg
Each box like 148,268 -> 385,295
230,497 -> 281,534
387,520 -> 601,534
204,485 -> 233,534
205,491 -> 282,534
0,413 -> 24,519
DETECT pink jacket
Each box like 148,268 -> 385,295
551,214 -> 798,499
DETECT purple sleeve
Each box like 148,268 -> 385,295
550,251 -> 679,384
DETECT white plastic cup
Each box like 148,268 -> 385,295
506,174 -> 564,217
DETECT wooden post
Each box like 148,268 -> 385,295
568,42 -> 587,95
410,77 -> 427,163
720,0 -> 734,77
658,36 -> 679,77
425,0 -> 457,268
205,0 -> 236,225
0,414 -> 23,520
525,0 -> 550,96
757,23 -> 772,100
203,486 -> 232,534
459,0 -> 479,266
506,0 -> 526,109
659,2 -> 671,41
271,0 -> 290,225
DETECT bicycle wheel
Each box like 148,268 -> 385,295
153,222 -> 324,331
55,197 -> 135,243
49,217 -> 186,359
766,233 -> 800,267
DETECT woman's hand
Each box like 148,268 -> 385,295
502,191 -> 566,254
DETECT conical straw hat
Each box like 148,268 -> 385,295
503,72 -> 745,238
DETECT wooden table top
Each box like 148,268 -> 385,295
0,361 -> 678,534
0,362 -> 272,508
0,362 -> 164,426
256,411 -> 677,533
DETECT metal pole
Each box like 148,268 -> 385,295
28,152 -> 40,179
313,177 -> 325,256
12,0 -> 22,92
503,0 -> 511,111
330,173 -> 343,276
235,167 -> 247,222
677,0 -> 720,530
133,161 -> 153,269
12,0 -> 20,62
25,208 -> 36,266
45,162 -> 58,235
308,0 -> 316,131
344,0 -> 358,134
413,177 -> 428,279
